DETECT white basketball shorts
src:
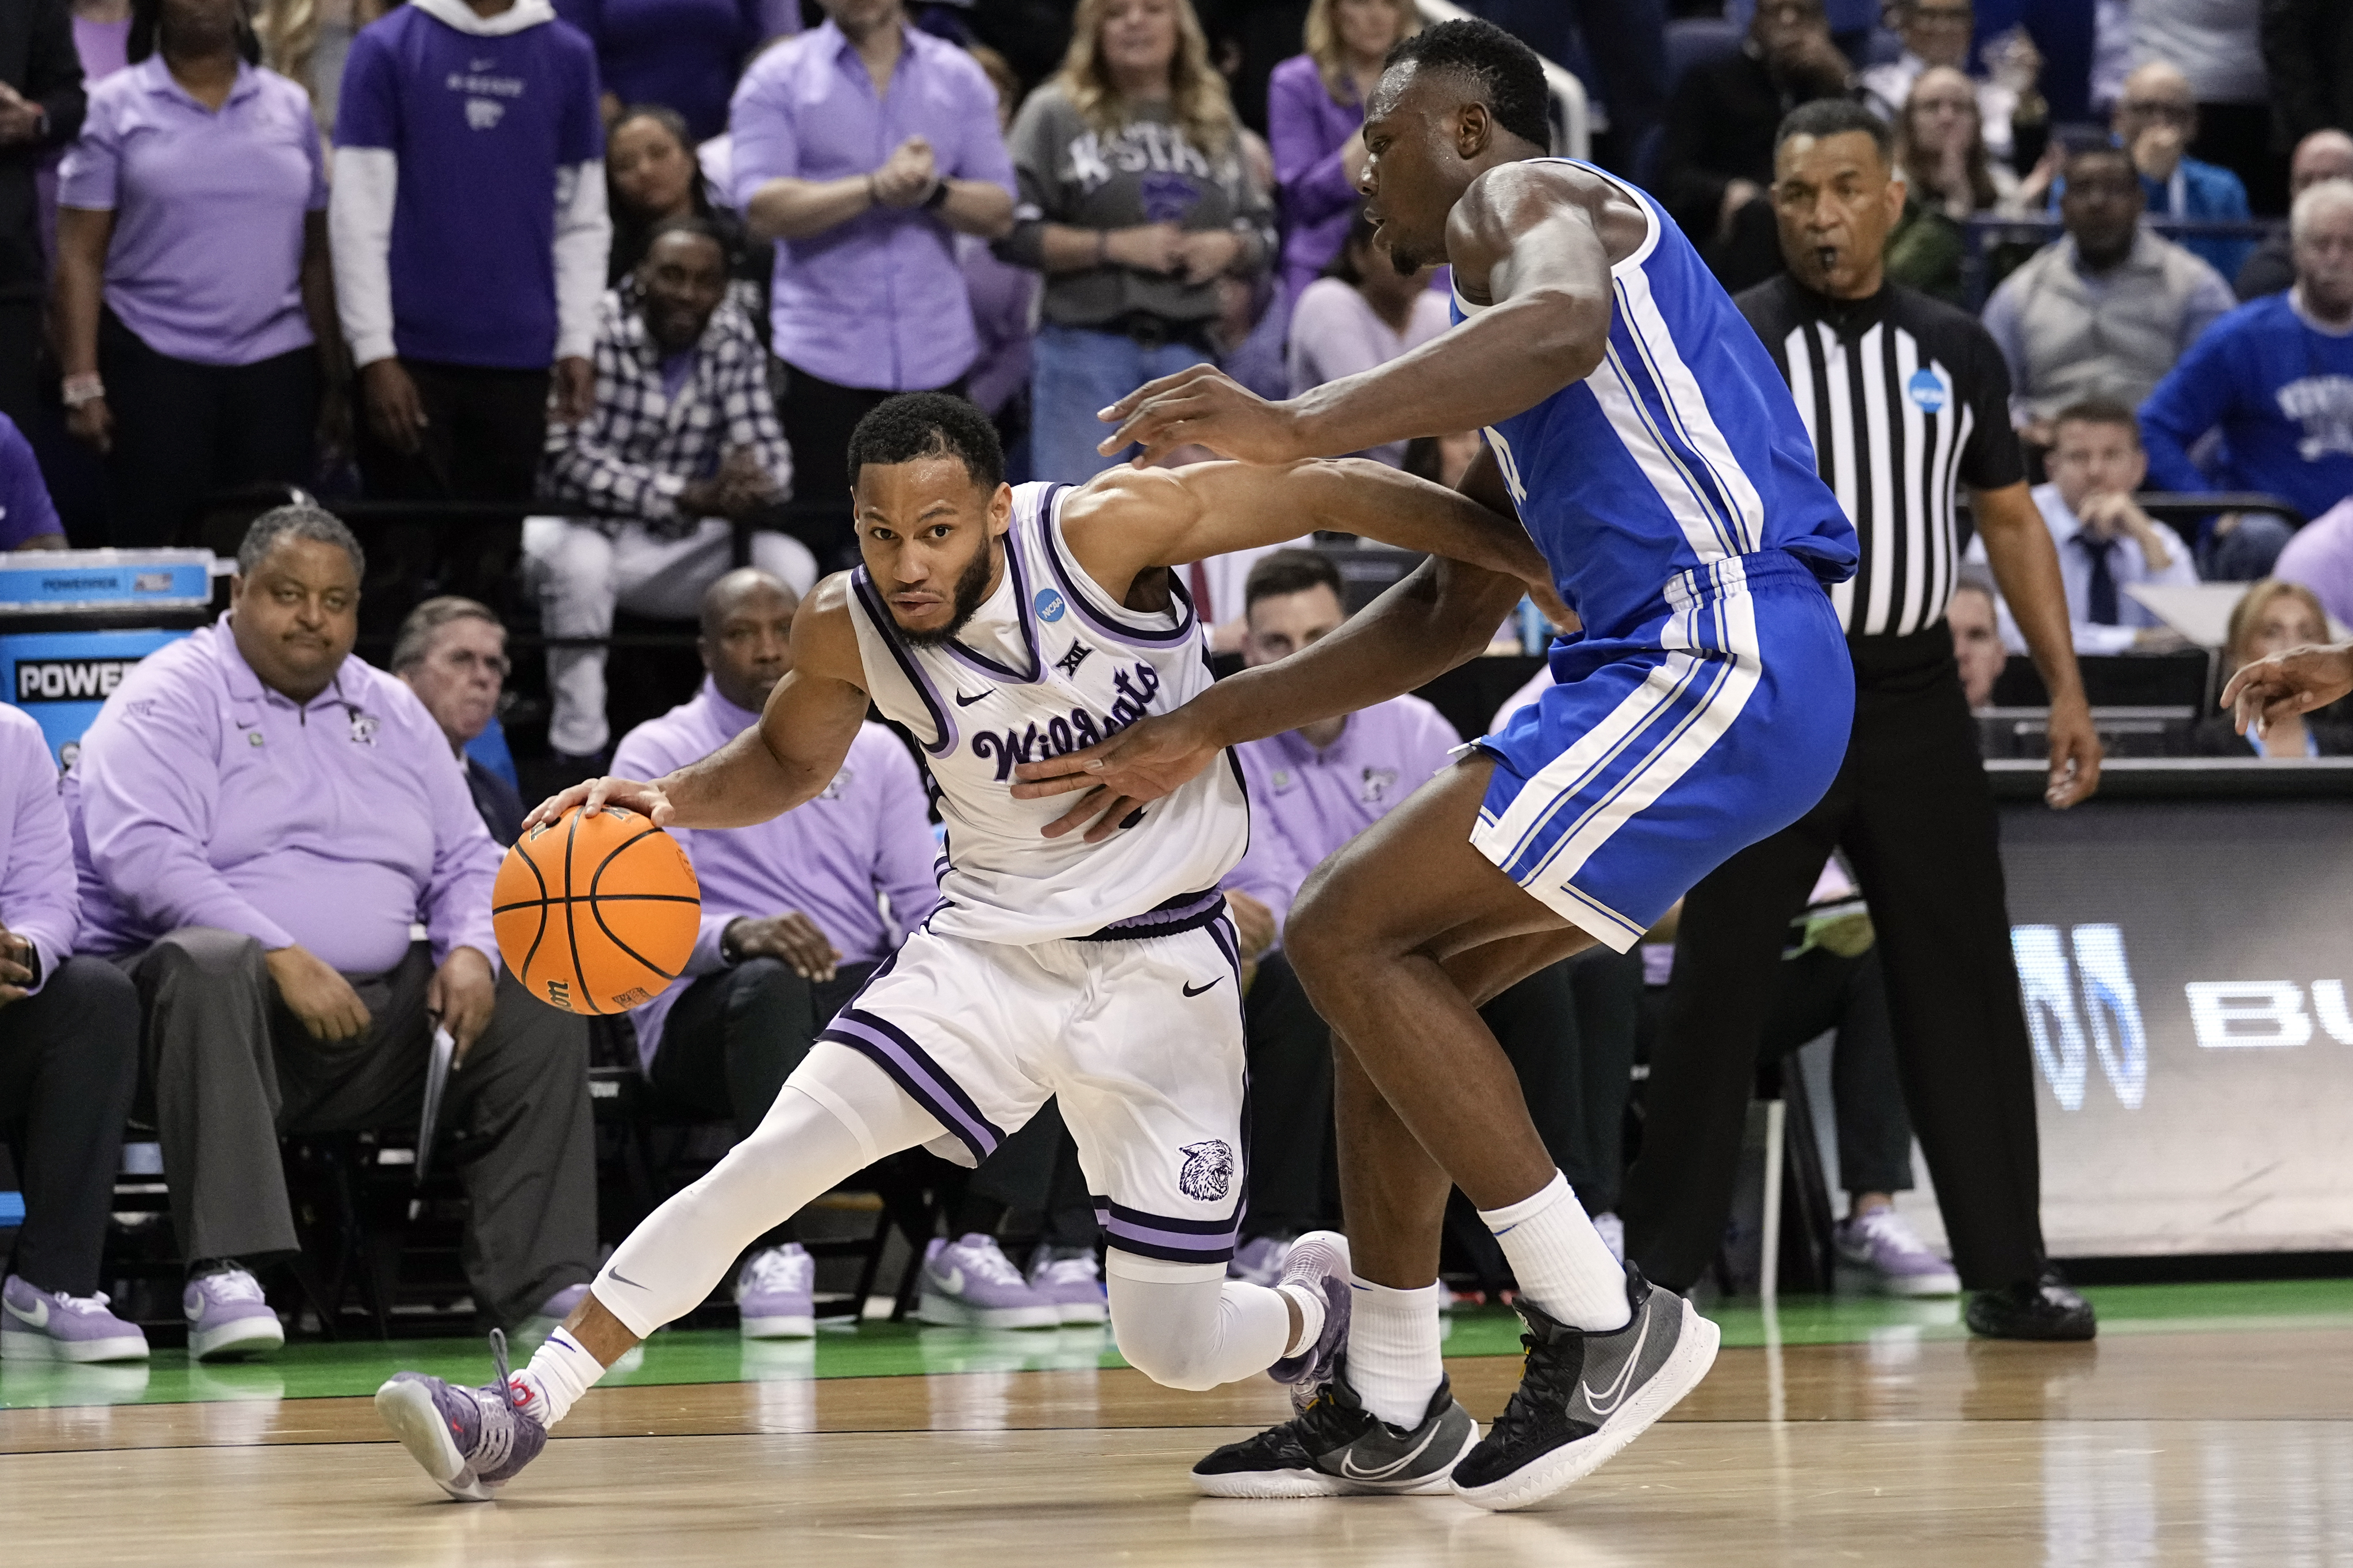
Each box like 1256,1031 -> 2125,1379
809,914 -> 1248,1267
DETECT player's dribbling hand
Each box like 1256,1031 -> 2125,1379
2221,643 -> 2353,738
1010,708 -> 1223,842
428,945 -> 498,1065
1096,365 -> 1308,467
522,776 -> 674,833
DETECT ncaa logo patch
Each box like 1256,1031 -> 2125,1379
1906,367 -> 1949,414
1033,587 -> 1067,623
1177,1139 -> 1235,1201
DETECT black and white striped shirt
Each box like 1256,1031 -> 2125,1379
1736,276 -> 2025,638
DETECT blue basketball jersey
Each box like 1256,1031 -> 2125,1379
1452,160 -> 1858,642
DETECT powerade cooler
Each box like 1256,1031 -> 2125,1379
0,549 -> 218,768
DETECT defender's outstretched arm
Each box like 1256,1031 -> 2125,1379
1096,165 -> 1620,467
1017,451 -> 1531,839
1060,454 -> 1548,600
524,576 -> 874,832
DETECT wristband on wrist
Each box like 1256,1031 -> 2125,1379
921,176 -> 949,210
61,373 -> 103,408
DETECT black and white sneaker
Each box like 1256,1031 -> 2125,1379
1192,1361 -> 1479,1498
1451,1265 -> 1718,1512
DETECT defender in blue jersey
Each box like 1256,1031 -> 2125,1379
1015,20 -> 1859,1511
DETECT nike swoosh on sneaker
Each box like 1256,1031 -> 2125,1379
1575,1311 -> 1652,1418
3,1296 -> 47,1330
1182,977 -> 1222,997
937,1265 -> 964,1295
1336,1421 -> 1443,1481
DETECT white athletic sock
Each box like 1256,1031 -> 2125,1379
1274,1281 -> 1327,1358
1481,1170 -> 1631,1331
1344,1280 -> 1442,1430
512,1327 -> 603,1428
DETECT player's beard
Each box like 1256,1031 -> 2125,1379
895,537 -> 997,648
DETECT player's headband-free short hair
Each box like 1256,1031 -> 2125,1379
1244,548 -> 1345,613
1381,18 -> 1551,151
847,392 -> 1006,495
2051,398 -> 2143,445
237,503 -> 366,582
391,596 -> 503,674
1774,98 -> 1895,163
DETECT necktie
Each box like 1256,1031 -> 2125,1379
1187,560 -> 1213,625
2077,533 -> 2121,625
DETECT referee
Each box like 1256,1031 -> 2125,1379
1620,100 -> 2103,1339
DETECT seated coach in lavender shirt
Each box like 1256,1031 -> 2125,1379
1216,550 -> 1460,1285
611,566 -> 936,1336
66,507 -> 597,1360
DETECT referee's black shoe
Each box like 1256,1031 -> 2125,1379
1965,1267 -> 2097,1341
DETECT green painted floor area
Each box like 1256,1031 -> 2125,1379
6,1279 -> 2351,1411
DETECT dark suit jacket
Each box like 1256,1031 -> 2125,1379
0,0 -> 83,300
467,756 -> 525,847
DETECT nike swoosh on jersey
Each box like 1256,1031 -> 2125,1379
954,689 -> 990,706
1335,1420 -> 1444,1481
1576,1311 -> 1652,1417
1181,977 -> 1222,997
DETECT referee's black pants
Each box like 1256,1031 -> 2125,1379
1621,625 -> 2047,1293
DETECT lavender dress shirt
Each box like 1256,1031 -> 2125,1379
1227,694 -> 1463,943
0,704 -> 76,995
1267,53 -> 1366,303
66,621 -> 503,976
729,20 -> 1016,390
612,679 -> 939,1063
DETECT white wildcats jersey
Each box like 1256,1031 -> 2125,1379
846,481 -> 1249,944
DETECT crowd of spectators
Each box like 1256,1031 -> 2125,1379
7,0 -> 2353,1354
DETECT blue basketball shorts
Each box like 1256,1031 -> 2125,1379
1470,550 -> 1855,951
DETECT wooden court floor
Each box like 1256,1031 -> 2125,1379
9,1314 -> 2353,1566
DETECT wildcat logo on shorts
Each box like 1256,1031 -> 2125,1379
1177,1139 -> 1234,1202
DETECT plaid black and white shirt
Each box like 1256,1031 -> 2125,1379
540,282 -> 791,534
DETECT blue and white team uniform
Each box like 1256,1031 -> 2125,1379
825,481 -> 1255,1269
1463,161 -> 1860,949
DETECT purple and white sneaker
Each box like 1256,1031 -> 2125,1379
183,1266 -> 283,1361
1026,1246 -> 1108,1325
1835,1208 -> 1960,1297
1,1276 -> 150,1362
736,1243 -> 816,1338
913,1235 -> 1059,1330
1227,1234 -> 1292,1289
1266,1230 -> 1352,1398
375,1330 -> 549,1501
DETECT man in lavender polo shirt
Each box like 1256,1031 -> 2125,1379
1217,550 -> 1460,1284
612,566 -> 935,1335
66,507 -> 597,1359
730,0 -> 1014,565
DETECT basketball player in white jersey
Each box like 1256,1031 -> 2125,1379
372,393 -> 1549,1501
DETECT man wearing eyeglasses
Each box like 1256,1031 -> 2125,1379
392,597 -> 524,845
2110,61 -> 2255,280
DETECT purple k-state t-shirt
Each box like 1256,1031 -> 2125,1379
334,2 -> 602,368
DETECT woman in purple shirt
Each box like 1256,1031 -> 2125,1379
52,0 -> 338,546
1265,0 -> 1418,302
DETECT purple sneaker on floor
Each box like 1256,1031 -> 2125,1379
1026,1246 -> 1108,1325
183,1266 -> 283,1361
1266,1230 -> 1351,1399
376,1329 -> 549,1501
1,1276 -> 149,1362
1835,1208 -> 1960,1297
736,1243 -> 816,1338
1227,1235 -> 1292,1289
913,1235 -> 1060,1330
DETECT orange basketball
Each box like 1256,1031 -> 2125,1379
493,805 -> 701,1016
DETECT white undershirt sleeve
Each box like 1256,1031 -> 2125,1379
329,146 -> 400,368
552,160 -> 612,364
